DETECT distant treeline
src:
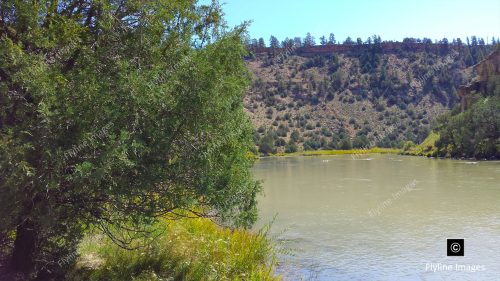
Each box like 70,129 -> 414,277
248,33 -> 497,49
246,34 -> 496,66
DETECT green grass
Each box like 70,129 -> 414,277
402,132 -> 440,157
68,216 -> 280,281
275,147 -> 401,157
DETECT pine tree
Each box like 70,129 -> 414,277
294,37 -> 303,47
304,32 -> 316,46
320,35 -> 327,45
328,33 -> 336,44
270,35 -> 280,49
258,37 -> 266,48
344,36 -> 354,45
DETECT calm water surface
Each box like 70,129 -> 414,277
253,154 -> 500,281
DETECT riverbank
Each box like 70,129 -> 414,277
268,147 -> 401,157
401,132 -> 499,160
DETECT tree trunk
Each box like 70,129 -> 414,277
11,219 -> 37,273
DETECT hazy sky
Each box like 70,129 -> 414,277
212,0 -> 500,44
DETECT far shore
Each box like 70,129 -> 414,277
254,149 -> 499,161
261,147 -> 401,157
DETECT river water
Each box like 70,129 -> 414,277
253,154 -> 500,281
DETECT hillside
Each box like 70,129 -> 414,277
244,40 -> 493,154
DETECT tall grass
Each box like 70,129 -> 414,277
68,216 -> 280,281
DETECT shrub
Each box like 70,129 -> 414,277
403,141 -> 416,151
303,138 -> 321,150
275,138 -> 286,147
339,138 -> 353,150
321,128 -> 333,137
375,103 -> 386,112
276,124 -> 289,137
353,135 -> 370,148
258,133 -> 276,155
285,143 -> 299,153
302,56 -> 326,69
290,130 -> 300,143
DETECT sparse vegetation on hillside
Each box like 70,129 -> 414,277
244,35 -> 494,155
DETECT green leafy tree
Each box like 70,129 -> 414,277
0,0 -> 260,278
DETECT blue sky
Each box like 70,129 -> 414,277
210,0 -> 500,44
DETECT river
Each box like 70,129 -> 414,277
254,154 -> 500,281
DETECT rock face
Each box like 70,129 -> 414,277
458,50 -> 500,111
475,50 -> 500,80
